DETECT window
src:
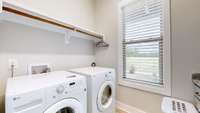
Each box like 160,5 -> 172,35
119,0 -> 171,95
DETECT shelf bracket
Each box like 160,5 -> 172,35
96,36 -> 109,47
64,30 -> 72,44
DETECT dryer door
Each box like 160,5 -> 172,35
44,99 -> 83,113
97,81 -> 113,112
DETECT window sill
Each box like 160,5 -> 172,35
118,78 -> 171,96
126,73 -> 161,84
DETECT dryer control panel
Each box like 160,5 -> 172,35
105,71 -> 113,81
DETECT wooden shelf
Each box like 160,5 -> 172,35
0,0 -> 103,41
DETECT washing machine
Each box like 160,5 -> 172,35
6,71 -> 87,113
70,67 -> 116,113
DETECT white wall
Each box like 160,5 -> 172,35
171,0 -> 200,102
94,0 -> 118,68
95,0 -> 200,113
4,0 -> 96,30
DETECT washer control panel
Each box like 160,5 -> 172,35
105,71 -> 112,81
45,78 -> 86,105
54,80 -> 83,95
55,81 -> 77,94
56,85 -> 65,94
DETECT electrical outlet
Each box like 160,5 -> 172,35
8,59 -> 19,69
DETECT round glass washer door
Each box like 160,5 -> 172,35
97,82 -> 113,112
44,99 -> 82,113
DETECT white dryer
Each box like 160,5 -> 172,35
6,71 -> 87,113
70,67 -> 116,113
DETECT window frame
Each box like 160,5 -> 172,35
118,0 -> 171,96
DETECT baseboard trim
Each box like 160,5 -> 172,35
117,101 -> 146,113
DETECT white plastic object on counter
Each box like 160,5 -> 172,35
162,97 -> 198,113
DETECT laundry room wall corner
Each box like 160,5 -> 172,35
94,0 -> 118,69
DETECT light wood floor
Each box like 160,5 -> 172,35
116,109 -> 128,113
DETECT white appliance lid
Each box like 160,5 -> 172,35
6,71 -> 83,96
70,67 -> 114,76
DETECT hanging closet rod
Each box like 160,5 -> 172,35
2,6 -> 103,40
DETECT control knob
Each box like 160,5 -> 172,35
56,85 -> 65,94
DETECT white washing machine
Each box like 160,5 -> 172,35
6,71 -> 87,113
70,67 -> 116,113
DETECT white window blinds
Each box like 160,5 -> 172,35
122,0 -> 163,85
